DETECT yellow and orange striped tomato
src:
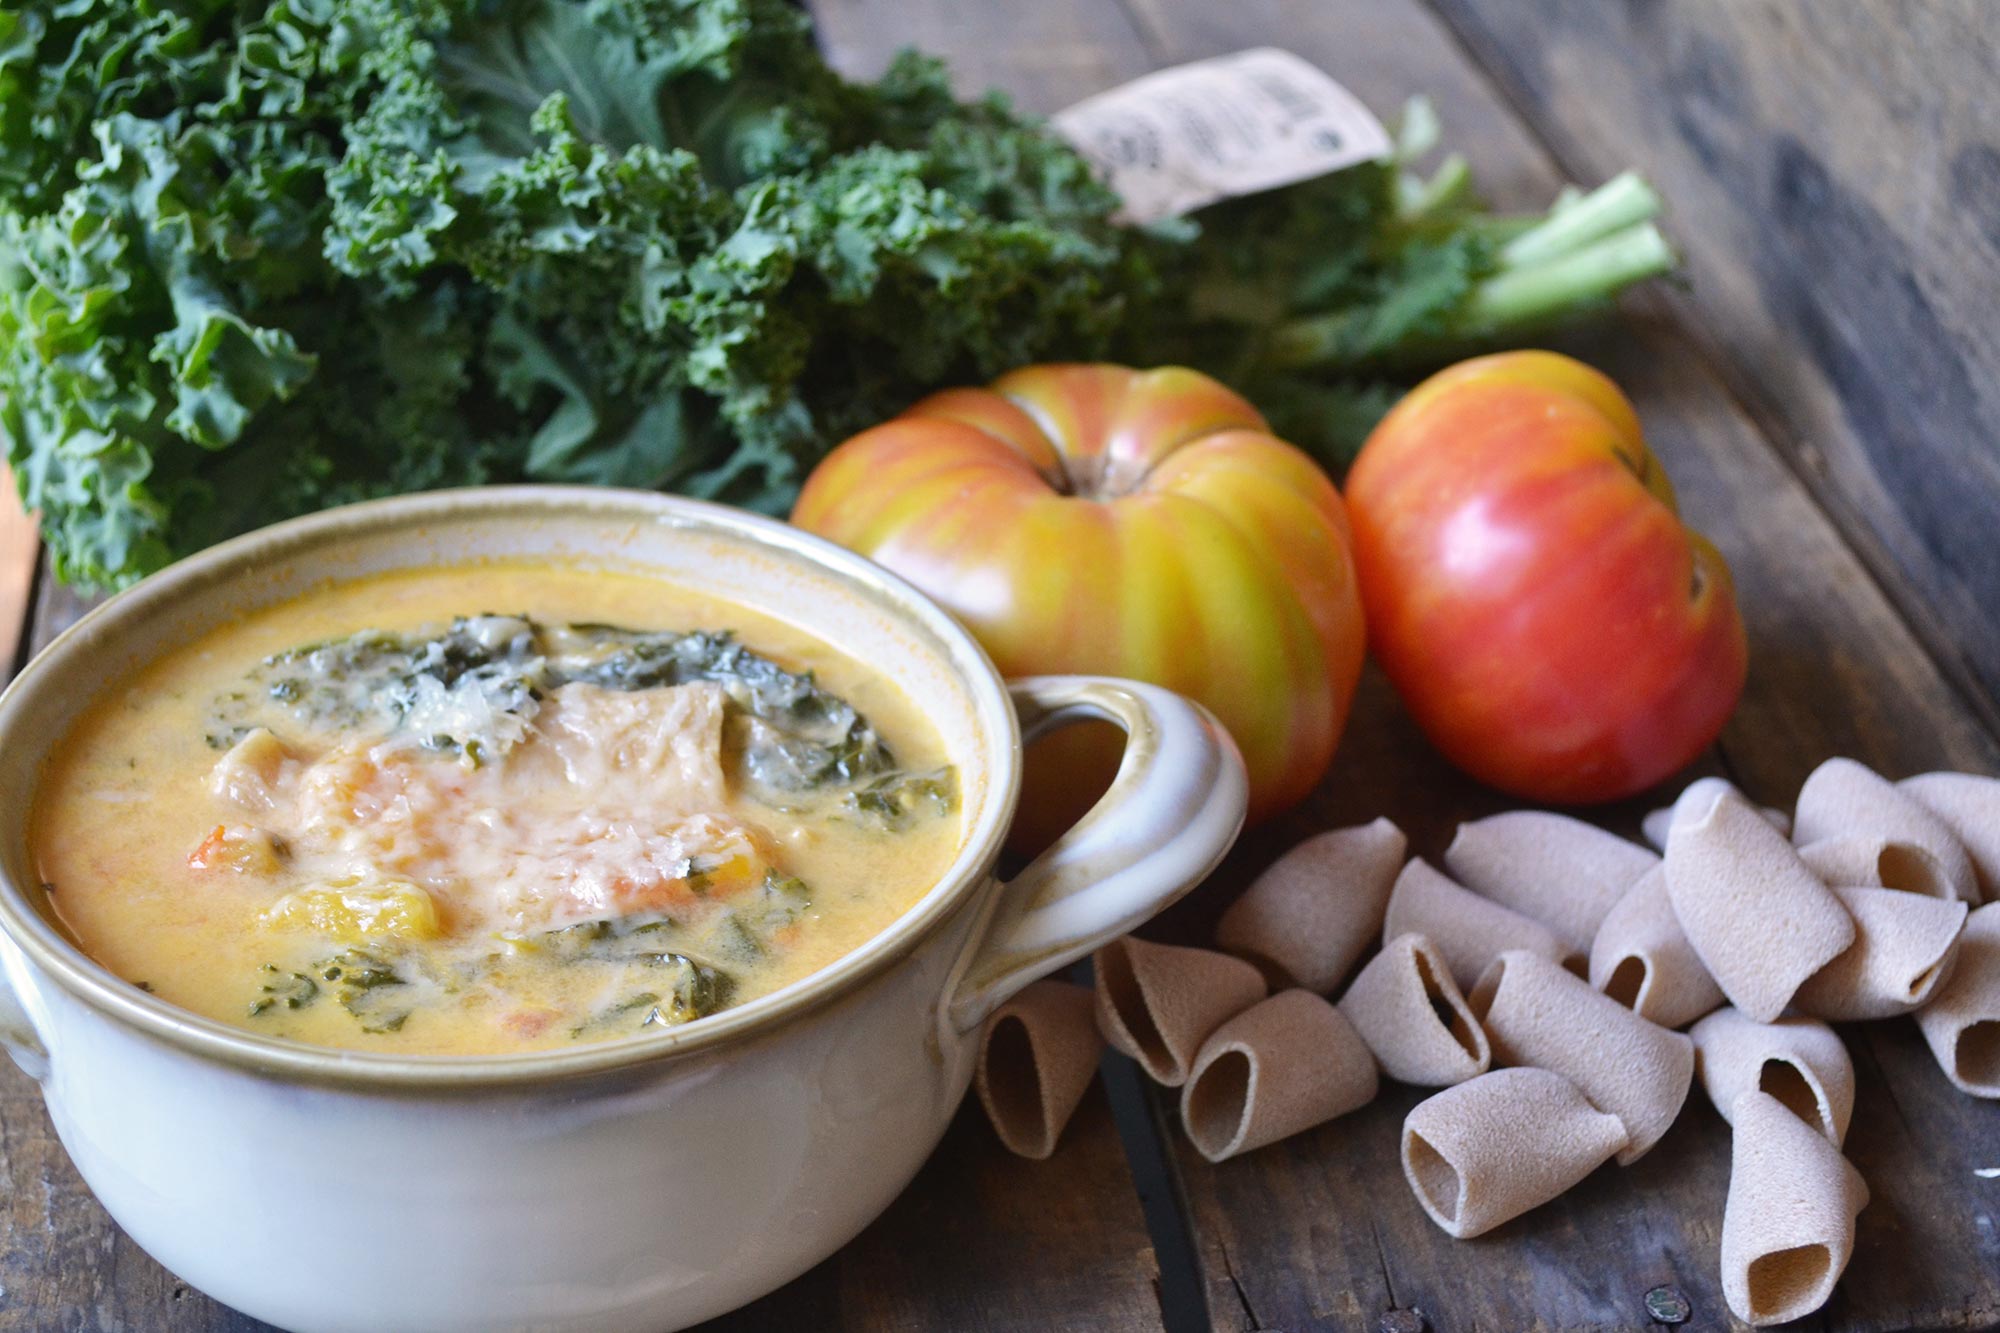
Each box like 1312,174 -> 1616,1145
793,363 -> 1365,826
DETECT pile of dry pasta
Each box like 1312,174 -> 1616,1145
974,758 -> 1999,1327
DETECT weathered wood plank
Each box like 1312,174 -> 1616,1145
704,1092 -> 1160,1332
1426,0 -> 2000,732
812,0 -> 1156,114
23,567 -> 90,655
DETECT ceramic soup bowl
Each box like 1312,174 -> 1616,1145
0,488 -> 1246,1333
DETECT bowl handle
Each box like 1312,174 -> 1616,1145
947,676 -> 1247,1032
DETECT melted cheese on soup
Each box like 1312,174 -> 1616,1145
29,563 -> 963,1054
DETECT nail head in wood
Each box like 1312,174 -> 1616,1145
1644,1285 -> 1692,1324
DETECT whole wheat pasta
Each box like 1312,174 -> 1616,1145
1796,834 -> 1957,899
1793,757 -> 1979,903
1900,772 -> 2000,901
1468,949 -> 1694,1164
1215,818 -> 1407,993
1792,887 -> 1967,1022
1915,901 -> 2000,1097
1381,859 -> 1567,991
1721,1089 -> 1869,1327
1181,990 -> 1379,1162
1642,776 -> 1790,852
1093,936 -> 1267,1087
1338,933 -> 1491,1087
1689,1007 -> 1854,1146
1443,811 -> 1659,955
1663,789 -> 1856,1022
975,980 -> 1104,1159
1400,1067 -> 1629,1240
1587,865 -> 1726,1029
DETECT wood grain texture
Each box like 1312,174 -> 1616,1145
811,0 -> 1156,114
1427,0 -> 2000,733
703,1092 -> 1161,1333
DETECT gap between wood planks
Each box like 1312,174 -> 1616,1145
1061,953 -> 1214,1333
1100,1048 -> 1214,1333
1418,0 -> 2000,752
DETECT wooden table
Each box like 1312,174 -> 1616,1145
4,1 -> 1997,1329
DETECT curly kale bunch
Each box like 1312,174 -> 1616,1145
0,0 -> 1670,588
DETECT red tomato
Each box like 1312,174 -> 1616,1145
1344,351 -> 1746,803
793,363 -> 1365,825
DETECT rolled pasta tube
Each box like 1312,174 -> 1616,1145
1587,865 -> 1725,1029
1443,811 -> 1659,955
975,980 -> 1104,1160
1400,1067 -> 1629,1240
1663,789 -> 1856,1022
1796,834 -> 1957,899
1721,1090 -> 1869,1327
1181,990 -> 1379,1162
1792,887 -> 1967,1022
1469,949 -> 1694,1164
1216,818 -> 1407,993
1793,757 -> 1978,903
1381,859 -> 1567,992
1093,936 -> 1267,1087
1338,933 -> 1491,1087
1916,901 -> 2000,1097
1900,772 -> 2000,901
1690,1007 -> 1854,1146
1641,776 -> 1790,852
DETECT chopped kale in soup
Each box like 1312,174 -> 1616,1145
30,566 -> 964,1054
219,615 -> 902,796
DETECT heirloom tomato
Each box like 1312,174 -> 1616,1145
1344,351 -> 1746,804
792,364 -> 1365,826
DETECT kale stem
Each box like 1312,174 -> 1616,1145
1454,221 -> 1677,336
1263,221 -> 1676,371
1395,153 -> 1470,220
1498,171 -> 1661,267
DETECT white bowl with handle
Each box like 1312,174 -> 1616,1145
0,486 -> 1246,1332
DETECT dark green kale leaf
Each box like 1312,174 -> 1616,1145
225,615 -> 946,807
566,953 -> 736,1035
0,1 -> 1670,589
844,766 -> 958,830
248,963 -> 319,1016
316,948 -> 418,1034
247,947 -> 418,1034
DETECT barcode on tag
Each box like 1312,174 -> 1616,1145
1051,48 -> 1390,224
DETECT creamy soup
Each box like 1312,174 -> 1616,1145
29,563 -> 962,1054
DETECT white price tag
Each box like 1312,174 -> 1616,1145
1051,48 -> 1391,224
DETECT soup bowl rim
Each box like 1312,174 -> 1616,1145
0,485 -> 1024,1089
